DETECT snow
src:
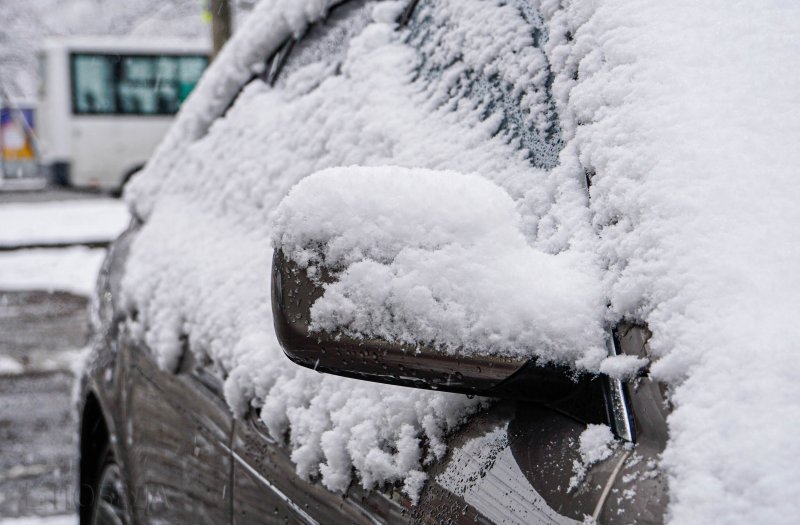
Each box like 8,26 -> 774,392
569,424 -> 616,491
0,348 -> 87,377
124,0 -> 603,501
0,247 -> 106,296
0,200 -> 129,247
0,516 -> 75,525
598,354 -> 646,380
0,355 -> 25,375
578,425 -> 616,466
273,166 -> 606,367
129,0 -> 349,210
122,0 -> 800,520
537,0 -> 800,522
0,199 -> 125,296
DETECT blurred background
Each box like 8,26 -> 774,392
0,1 -> 252,522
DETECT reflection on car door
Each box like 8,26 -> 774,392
124,333 -> 232,524
232,412 -> 410,524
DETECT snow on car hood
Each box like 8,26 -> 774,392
123,0 -> 800,520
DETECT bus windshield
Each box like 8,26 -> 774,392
71,53 -> 208,116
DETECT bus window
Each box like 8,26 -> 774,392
178,56 -> 207,102
118,55 -> 207,115
119,56 -> 157,114
71,54 -> 207,116
72,54 -> 118,114
155,57 -> 180,113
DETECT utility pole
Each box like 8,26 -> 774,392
210,0 -> 232,60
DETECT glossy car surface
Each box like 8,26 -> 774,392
77,1 -> 670,523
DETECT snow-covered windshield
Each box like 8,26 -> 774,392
123,0 -> 800,520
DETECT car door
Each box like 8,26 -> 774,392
122,313 -> 233,523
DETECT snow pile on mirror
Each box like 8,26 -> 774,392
273,166 -> 606,366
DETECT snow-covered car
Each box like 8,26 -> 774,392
76,0 -> 799,524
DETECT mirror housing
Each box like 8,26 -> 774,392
271,249 -> 607,410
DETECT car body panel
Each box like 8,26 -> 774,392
80,222 -> 233,524
124,341 -> 232,523
232,413 -> 407,524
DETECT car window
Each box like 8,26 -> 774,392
273,0 -> 375,89
118,55 -> 207,115
405,0 -> 562,169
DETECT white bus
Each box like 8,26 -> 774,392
37,37 -> 209,192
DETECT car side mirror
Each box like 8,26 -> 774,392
273,248 -> 585,401
270,166 -> 611,409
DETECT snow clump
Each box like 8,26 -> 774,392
569,424 -> 616,491
273,165 -> 607,367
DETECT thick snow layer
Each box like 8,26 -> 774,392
537,0 -> 800,522
273,166 -> 606,366
124,0 -> 583,501
129,0 -> 349,219
123,0 -> 800,519
0,200 -> 129,247
0,247 -> 106,296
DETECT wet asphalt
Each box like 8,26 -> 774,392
0,290 -> 89,519
1,187 -> 105,520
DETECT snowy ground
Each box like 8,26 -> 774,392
0,290 -> 87,520
0,199 -> 128,248
0,191 -> 122,522
0,515 -> 75,525
0,195 -> 127,295
0,248 -> 107,297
